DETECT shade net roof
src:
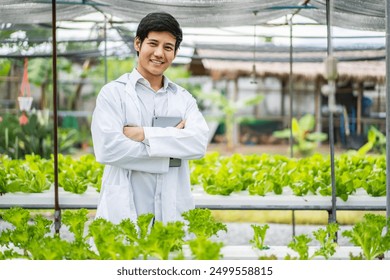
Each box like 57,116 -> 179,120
0,0 -> 386,31
0,0 -> 386,82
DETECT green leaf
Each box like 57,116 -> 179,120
250,224 -> 270,250
62,209 -> 89,244
342,214 -> 390,260
188,236 -> 223,260
298,114 -> 315,131
291,118 -> 300,137
182,208 -> 227,239
288,234 -> 312,260
143,221 -> 185,260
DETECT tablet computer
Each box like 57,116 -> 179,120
152,116 -> 182,167
152,116 -> 182,128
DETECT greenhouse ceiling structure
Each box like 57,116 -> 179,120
1,1 -> 387,79
0,0 -> 386,31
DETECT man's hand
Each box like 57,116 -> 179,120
176,120 -> 185,129
123,126 -> 145,142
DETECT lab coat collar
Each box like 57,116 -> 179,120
118,69 -> 178,94
162,76 -> 178,94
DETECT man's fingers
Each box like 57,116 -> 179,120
176,120 -> 185,129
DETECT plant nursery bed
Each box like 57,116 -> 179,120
0,187 -> 386,211
192,187 -> 386,211
0,187 -> 100,209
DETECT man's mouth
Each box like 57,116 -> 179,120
151,59 -> 164,65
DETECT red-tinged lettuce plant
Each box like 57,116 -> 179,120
342,213 -> 390,260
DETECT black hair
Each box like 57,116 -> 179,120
135,12 -> 183,55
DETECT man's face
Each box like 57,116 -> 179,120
134,31 -> 177,81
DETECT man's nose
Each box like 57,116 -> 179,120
153,45 -> 163,57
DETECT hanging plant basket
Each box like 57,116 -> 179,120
18,96 -> 33,112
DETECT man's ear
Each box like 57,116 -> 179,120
134,38 -> 141,51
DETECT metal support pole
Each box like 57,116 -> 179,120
326,0 -> 337,226
104,16 -> 108,84
288,15 -> 294,158
52,0 -> 61,234
292,210 -> 296,237
288,15 -> 297,238
385,0 -> 390,221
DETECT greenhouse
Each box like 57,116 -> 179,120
1,0 -> 390,268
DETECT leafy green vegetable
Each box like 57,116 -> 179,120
286,234 -> 312,260
312,223 -> 339,259
286,223 -> 339,260
188,236 -> 223,260
250,224 -> 270,250
88,218 -> 140,260
182,208 -> 227,239
28,236 -> 71,260
142,220 -> 185,260
190,152 -> 385,200
342,214 -> 390,260
0,207 -> 52,259
62,209 -> 89,244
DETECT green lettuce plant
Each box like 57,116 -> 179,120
342,214 -> 390,260
182,208 -> 226,260
250,224 -> 270,250
182,208 -> 227,238
188,236 -> 224,260
285,223 -> 339,260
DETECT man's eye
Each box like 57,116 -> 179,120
165,46 -> 173,51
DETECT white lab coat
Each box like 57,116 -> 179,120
91,73 -> 209,224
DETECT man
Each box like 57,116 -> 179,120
91,12 -> 209,224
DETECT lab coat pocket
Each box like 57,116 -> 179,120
96,171 -> 137,224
